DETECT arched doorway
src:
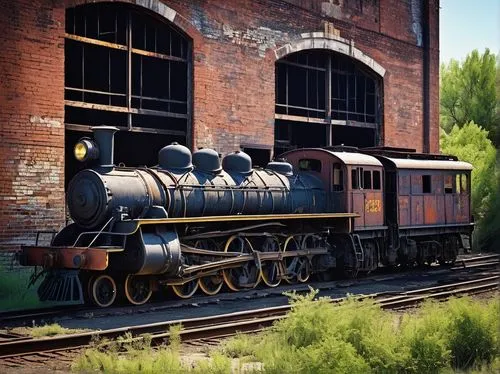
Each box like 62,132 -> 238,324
64,2 -> 192,185
274,49 -> 382,155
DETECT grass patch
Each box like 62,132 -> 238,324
72,325 -> 233,374
30,323 -> 89,337
11,323 -> 90,338
0,266 -> 46,311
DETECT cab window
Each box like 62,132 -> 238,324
373,170 -> 381,190
422,175 -> 432,194
351,168 -> 359,189
332,164 -> 343,191
299,159 -> 321,172
456,173 -> 468,194
363,170 -> 372,189
444,175 -> 454,194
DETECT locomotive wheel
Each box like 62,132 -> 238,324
296,258 -> 311,283
124,275 -> 153,305
223,235 -> 261,291
260,236 -> 282,288
171,280 -> 199,299
90,275 -> 117,307
194,240 -> 223,296
283,236 -> 302,284
198,274 -> 224,296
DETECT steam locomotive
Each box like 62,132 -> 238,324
19,126 -> 474,307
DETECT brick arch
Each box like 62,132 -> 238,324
64,0 -> 201,40
274,32 -> 386,77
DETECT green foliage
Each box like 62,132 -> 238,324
440,49 -> 498,145
72,325 -> 232,373
400,302 -> 451,373
476,155 -> 500,252
447,297 -> 498,370
440,122 -> 497,222
72,291 -> 499,373
0,267 -> 49,311
221,291 -> 499,374
191,352 -> 232,374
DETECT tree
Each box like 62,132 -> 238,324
440,49 -> 498,146
440,122 -> 498,251
477,156 -> 500,252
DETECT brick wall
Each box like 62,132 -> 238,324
0,0 -> 65,251
0,0 -> 440,250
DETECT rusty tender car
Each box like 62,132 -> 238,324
19,126 -> 474,307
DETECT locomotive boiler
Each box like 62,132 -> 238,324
19,126 -> 474,308
68,127 -> 326,229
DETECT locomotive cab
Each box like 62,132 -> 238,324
282,148 -> 385,229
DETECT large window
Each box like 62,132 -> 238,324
274,50 -> 381,155
65,3 -> 191,137
64,3 -> 192,185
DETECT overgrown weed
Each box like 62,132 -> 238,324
72,324 -> 232,373
220,291 -> 499,374
71,291 -> 499,373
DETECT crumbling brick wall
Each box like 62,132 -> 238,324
0,0 -> 439,250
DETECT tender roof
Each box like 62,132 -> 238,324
383,157 -> 473,171
329,151 -> 382,167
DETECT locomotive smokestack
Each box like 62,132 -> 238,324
91,126 -> 119,168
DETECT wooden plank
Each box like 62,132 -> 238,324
65,33 -> 127,51
274,113 -> 327,124
65,100 -> 188,119
131,48 -> 186,62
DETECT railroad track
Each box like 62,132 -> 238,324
451,253 -> 499,270
2,253 -> 497,327
0,274 -> 497,364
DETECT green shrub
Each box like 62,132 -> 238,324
447,297 -> 498,370
72,292 -> 499,373
400,301 -> 451,373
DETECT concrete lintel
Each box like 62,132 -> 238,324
134,0 -> 176,22
275,35 -> 386,77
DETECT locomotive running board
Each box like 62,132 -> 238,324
119,212 -> 359,234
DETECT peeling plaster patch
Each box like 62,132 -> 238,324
321,1 -> 345,19
29,115 -> 62,128
222,24 -> 287,57
410,0 -> 423,47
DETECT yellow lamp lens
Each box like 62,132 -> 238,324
74,142 -> 88,161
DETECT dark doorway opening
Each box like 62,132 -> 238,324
274,119 -> 328,156
274,49 -> 382,154
241,146 -> 272,168
331,126 -> 376,148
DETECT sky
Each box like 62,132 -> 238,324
439,0 -> 500,63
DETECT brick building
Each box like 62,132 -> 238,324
0,0 -> 440,250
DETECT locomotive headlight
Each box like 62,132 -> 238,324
74,138 -> 99,162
